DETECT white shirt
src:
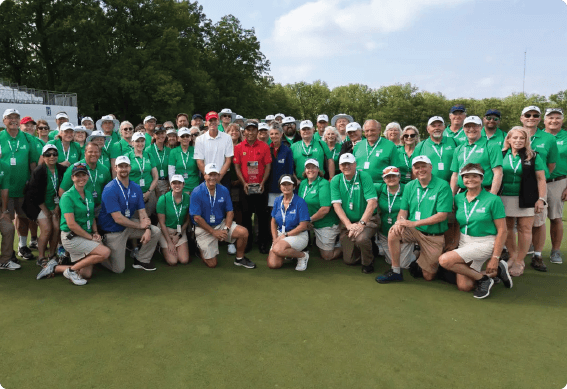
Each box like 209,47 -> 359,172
193,129 -> 234,167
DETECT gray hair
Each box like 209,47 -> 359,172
323,126 -> 341,141
402,125 -> 420,143
269,122 -> 283,134
163,121 -> 174,128
189,126 -> 201,134
384,122 -> 402,136
363,119 -> 381,129
120,120 -> 133,130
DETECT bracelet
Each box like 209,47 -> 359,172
145,225 -> 151,230
492,255 -> 500,259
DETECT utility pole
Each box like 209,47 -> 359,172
523,50 -> 527,96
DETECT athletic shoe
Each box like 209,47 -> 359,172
500,248 -> 510,262
497,260 -> 513,289
29,239 -> 38,250
527,244 -> 534,255
10,250 -> 20,265
376,269 -> 404,284
362,263 -> 374,274
130,247 -> 139,259
0,260 -> 21,270
37,259 -> 58,280
408,260 -> 423,278
36,257 -> 48,267
227,243 -> 236,255
234,257 -> 256,269
473,276 -> 494,299
258,244 -> 270,255
295,252 -> 309,271
550,250 -> 563,264
18,246 -> 35,261
63,268 -> 87,285
530,255 -> 547,272
132,259 -> 156,271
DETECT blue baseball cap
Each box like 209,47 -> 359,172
192,114 -> 203,120
484,109 -> 501,117
450,105 -> 466,114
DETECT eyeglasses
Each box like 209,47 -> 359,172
180,135 -> 190,139
190,133 -> 198,137
37,126 -> 49,130
402,133 -> 417,139
524,114 -> 540,119
164,126 -> 174,130
122,127 -> 134,131
485,116 -> 500,121
43,152 -> 58,158
221,115 -> 231,119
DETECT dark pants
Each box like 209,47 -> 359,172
241,189 -> 270,250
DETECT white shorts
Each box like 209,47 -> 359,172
378,233 -> 415,269
158,227 -> 188,249
453,233 -> 495,272
195,219 -> 237,260
314,225 -> 340,251
61,232 -> 101,263
272,230 -> 309,252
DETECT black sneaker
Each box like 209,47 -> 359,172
362,264 -> 374,274
132,259 -> 156,271
29,239 -> 38,250
408,260 -> 423,278
10,250 -> 20,265
234,257 -> 256,269
18,246 -> 35,261
497,260 -> 513,288
473,276 -> 494,299
36,257 -> 48,268
376,269 -> 404,284
500,248 -> 510,262
530,255 -> 547,272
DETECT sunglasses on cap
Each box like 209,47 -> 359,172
402,133 -> 416,139
382,167 -> 400,176
524,113 -> 540,119
43,151 -> 58,158
485,116 -> 500,121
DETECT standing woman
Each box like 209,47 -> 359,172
36,120 -> 51,147
227,123 -> 244,228
147,126 -> 171,198
22,145 -> 68,266
168,127 -> 200,195
156,175 -> 191,266
127,132 -> 159,216
398,126 -> 420,183
323,126 -> 342,176
45,122 -> 82,167
500,127 -> 547,276
74,125 -> 90,156
267,175 -> 311,271
384,122 -> 403,146
299,160 -> 341,260
166,129 -> 179,148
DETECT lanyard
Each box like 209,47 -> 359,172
509,154 -> 522,184
7,138 -> 19,155
301,141 -> 313,156
342,171 -> 358,205
463,199 -> 479,235
302,177 -> 319,198
331,146 -> 339,160
365,138 -> 381,161
432,142 -> 443,160
88,166 -> 97,187
62,143 -> 71,162
171,192 -> 184,226
103,138 -> 112,152
416,187 -> 429,212
403,152 -> 410,168
49,169 -> 58,193
207,186 -> 217,209
115,178 -> 131,209
463,145 -> 477,164
387,186 -> 400,214
181,149 -> 190,170
154,144 -> 166,167
134,154 -> 145,174
280,194 -> 294,233
84,194 -> 91,219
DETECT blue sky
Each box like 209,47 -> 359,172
201,0 -> 567,99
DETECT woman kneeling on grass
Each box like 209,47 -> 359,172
439,163 -> 511,299
37,164 -> 111,285
268,175 -> 311,271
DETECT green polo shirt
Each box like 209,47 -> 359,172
60,186 -> 96,233
110,139 -> 134,158
353,138 -> 400,183
450,137 -> 503,189
454,189 -> 506,237
144,133 -> 153,145
146,144 -> 171,179
481,127 -> 506,148
548,129 -> 567,179
60,160 -> 111,205
500,150 -> 545,196
44,168 -> 59,211
156,192 -> 191,229
400,176 -> 453,235
0,130 -> 41,197
169,146 -> 200,193
375,183 -> 405,236
127,150 -> 156,192
328,143 -> 341,174
396,145 -> 413,184
46,139 -> 83,165
443,126 -> 466,146
48,130 -> 59,140
0,161 -> 10,190
298,176 -> 339,229
31,137 -> 46,163
530,129 -> 559,179
291,139 -> 332,177
413,137 -> 457,182
330,170 -> 377,223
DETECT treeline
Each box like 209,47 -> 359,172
1,0 -> 566,132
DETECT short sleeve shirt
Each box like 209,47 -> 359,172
110,139 -> 134,159
59,186 -> 96,233
44,168 -> 60,211
400,176 -> 453,235
189,182 -> 233,227
353,138 -> 399,183
330,170 -> 377,223
501,150 -> 546,196
156,191 -> 191,229
0,130 -> 41,197
0,161 -> 10,190
271,194 -> 311,233
443,126 -> 466,146
60,160 -> 112,205
450,137 -> 503,189
127,150 -> 156,192
290,139 -> 332,177
548,129 -> 567,179
530,129 -> 559,179
413,137 -> 457,182
454,189 -> 506,237
169,146 -> 200,192
193,130 -> 234,168
375,183 -> 405,237
396,146 -> 413,184
481,128 -> 506,148
98,179 -> 146,232
234,140 -> 272,184
46,139 -> 82,165
146,144 -> 170,179
298,177 -> 339,229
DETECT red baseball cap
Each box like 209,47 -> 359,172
20,116 -> 36,125
205,111 -> 219,121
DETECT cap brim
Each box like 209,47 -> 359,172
330,114 -> 353,126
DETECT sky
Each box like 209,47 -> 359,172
200,0 -> 567,99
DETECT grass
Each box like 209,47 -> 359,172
1,216 -> 566,389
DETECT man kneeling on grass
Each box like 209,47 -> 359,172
190,163 -> 254,269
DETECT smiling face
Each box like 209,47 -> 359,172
101,120 -> 114,134
221,114 -> 232,126
82,120 -> 95,130
385,128 -> 400,143
134,138 -> 146,151
121,125 -> 133,140
269,129 -> 282,144
520,110 -> 541,129
462,173 -> 483,190
280,181 -> 294,195
483,115 -> 500,130
449,111 -> 466,127
84,143 -> 101,164
364,122 -> 380,143
304,163 -> 319,180
227,126 -> 241,142
383,173 -> 400,188
43,149 -> 59,166
412,162 -> 432,181
339,162 -> 356,178
72,171 -> 89,188
74,131 -> 87,143
115,163 -> 131,179
177,116 -> 189,128
144,119 -> 156,132
205,172 -> 219,189
509,130 -> 527,151
335,118 -> 349,133
155,131 -> 166,144
544,113 -> 563,132
61,129 -> 75,142
427,121 -> 444,140
402,130 -> 418,145
300,127 -> 313,142
171,180 -> 184,193
244,126 -> 258,142
21,122 -> 35,135
464,123 -> 481,143
324,130 -> 337,143
258,130 -> 269,142
3,113 -> 20,131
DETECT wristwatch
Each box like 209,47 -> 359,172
225,227 -> 230,232
284,232 -> 289,237
359,220 -> 367,226
538,197 -> 547,206
145,225 -> 151,230
2,210 -> 9,214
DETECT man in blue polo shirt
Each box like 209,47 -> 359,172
98,155 -> 161,273
190,162 -> 253,269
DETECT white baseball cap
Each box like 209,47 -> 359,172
219,109 -> 235,121
60,122 -> 75,132
86,130 -> 108,143
427,116 -> 445,126
545,108 -> 563,116
235,114 -> 245,121
282,116 -> 296,124
55,112 -> 69,120
132,132 -> 146,142
166,129 -> 177,135
3,108 -> 19,119
258,123 -> 269,131
521,106 -> 541,115
178,127 -> 191,137
274,113 -> 285,119
170,174 -> 185,183
143,115 -> 156,123
317,114 -> 329,122
463,116 -> 483,126
265,114 -> 275,121
205,163 -> 220,175
300,120 -> 313,130
412,155 -> 432,166
74,125 -> 89,134
459,167 -> 485,177
304,159 -> 319,168
339,153 -> 356,164
280,175 -> 294,185
345,122 -> 361,133
42,144 -> 58,155
382,166 -> 401,177
81,116 -> 94,124
115,155 -> 131,166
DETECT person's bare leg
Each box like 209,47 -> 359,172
231,226 -> 249,258
320,248 -> 342,260
267,250 -> 284,269
440,251 -> 482,286
517,216 -> 534,268
177,243 -> 190,264
37,218 -> 52,260
505,217 -> 518,267
550,218 -> 563,251
201,254 -> 218,268
48,220 -> 60,257
162,246 -> 179,265
532,224 -> 546,254
387,230 -> 402,268
273,241 -> 305,259
71,245 -> 110,272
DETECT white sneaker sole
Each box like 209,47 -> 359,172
132,264 -> 156,271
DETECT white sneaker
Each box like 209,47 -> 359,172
227,243 -> 236,255
0,260 -> 21,270
63,268 -> 87,286
295,251 -> 309,271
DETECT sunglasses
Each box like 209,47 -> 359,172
524,114 -> 540,119
38,126 -> 50,130
485,116 -> 500,121
190,133 -> 199,137
402,133 -> 417,139
43,152 -> 58,158
122,127 -> 134,131
180,135 -> 190,139
221,115 -> 231,119
164,126 -> 174,130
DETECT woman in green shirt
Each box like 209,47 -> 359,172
74,125 -> 89,155
439,163 -> 509,299
157,175 -> 191,266
168,128 -> 200,195
45,123 -> 83,167
398,126 -> 420,183
147,126 -> 171,198
128,132 -> 159,216
299,159 -> 341,260
323,126 -> 342,175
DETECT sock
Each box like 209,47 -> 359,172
19,236 -> 27,248
534,251 -> 542,257
236,257 -> 243,261
392,266 -> 401,274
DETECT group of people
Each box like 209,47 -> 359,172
0,105 -> 565,299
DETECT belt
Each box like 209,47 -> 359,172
547,175 -> 566,183
420,231 -> 444,237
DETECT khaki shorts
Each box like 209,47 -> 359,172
314,225 -> 340,251
158,227 -> 188,248
546,178 -> 567,220
399,227 -> 444,274
195,219 -> 237,260
61,232 -> 101,263
453,234 -> 495,272
379,233 -> 415,269
272,230 -> 309,252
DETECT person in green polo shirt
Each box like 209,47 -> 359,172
299,159 -> 341,261
397,126 -> 420,184
353,119 -> 400,184
86,130 -> 112,171
146,126 -> 171,198
450,116 -> 503,195
313,114 -> 329,142
110,122 -> 135,176
291,120 -> 335,179
0,158 -> 16,270
127,132 -> 158,216
168,127 -> 200,195
376,155 -> 453,284
218,108 -> 234,132
96,115 -> 121,146
481,109 -> 506,147
443,105 -> 467,146
439,163 -> 510,299
330,153 -> 378,274
414,116 -> 458,182
142,115 -> 157,144
46,122 -> 83,167
48,112 -> 70,140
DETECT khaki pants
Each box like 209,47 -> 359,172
102,221 -> 161,273
0,216 -> 15,263
339,214 -> 380,266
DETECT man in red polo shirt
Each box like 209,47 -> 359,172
234,121 -> 272,253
